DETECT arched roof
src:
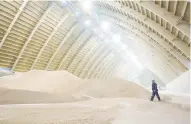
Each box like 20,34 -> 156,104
0,1 -> 190,83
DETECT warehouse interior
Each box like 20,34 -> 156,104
0,0 -> 190,124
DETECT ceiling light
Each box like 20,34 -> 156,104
61,0 -> 68,5
100,21 -> 110,32
80,1 -> 92,12
84,20 -> 91,27
112,34 -> 121,42
122,45 -> 127,51
61,0 -> 67,3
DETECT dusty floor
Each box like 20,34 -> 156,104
0,98 -> 189,124
0,70 -> 190,124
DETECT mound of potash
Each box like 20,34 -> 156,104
0,70 -> 82,93
0,70 -> 150,104
73,78 -> 150,100
0,70 -> 84,103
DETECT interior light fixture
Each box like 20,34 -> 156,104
112,34 -> 121,42
61,0 -> 68,5
80,1 -> 92,12
61,0 -> 66,3
122,45 -> 127,51
84,19 -> 91,27
100,21 -> 110,32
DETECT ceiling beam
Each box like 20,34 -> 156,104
175,30 -> 179,37
125,21 -> 189,69
128,1 -> 134,9
170,25 -> 173,33
107,59 -> 121,78
181,1 -> 188,18
129,35 -> 178,82
100,13 -> 187,75
102,58 -> 120,79
93,53 -> 117,79
127,51 -> 170,84
79,43 -> 108,78
30,13 -> 69,70
140,6 -> 144,15
100,2 -> 189,56
61,32 -> 93,71
148,11 -> 151,19
124,1 -> 129,7
173,1 -> 178,15
111,61 -> 123,77
135,1 -> 189,37
134,2 -> 139,12
11,3 -> 54,70
98,7 -> 190,58
126,1 -> 131,7
139,55 -> 171,83
57,29 -> 86,70
159,0 -> 162,7
85,47 -> 112,79
45,23 -> 78,70
67,36 -> 98,74
166,0 -> 169,11
66,35 -> 94,73
0,0 -> 28,48
154,14 -> 157,22
73,39 -> 102,76
90,51 -> 114,79
131,31 -> 184,75
165,21 -> 168,29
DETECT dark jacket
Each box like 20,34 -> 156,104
152,82 -> 158,91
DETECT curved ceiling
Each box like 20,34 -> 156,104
0,1 -> 190,84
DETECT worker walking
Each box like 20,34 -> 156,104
150,80 -> 161,101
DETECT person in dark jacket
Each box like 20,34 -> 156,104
150,80 -> 161,101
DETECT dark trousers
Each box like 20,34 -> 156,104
151,90 -> 161,101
